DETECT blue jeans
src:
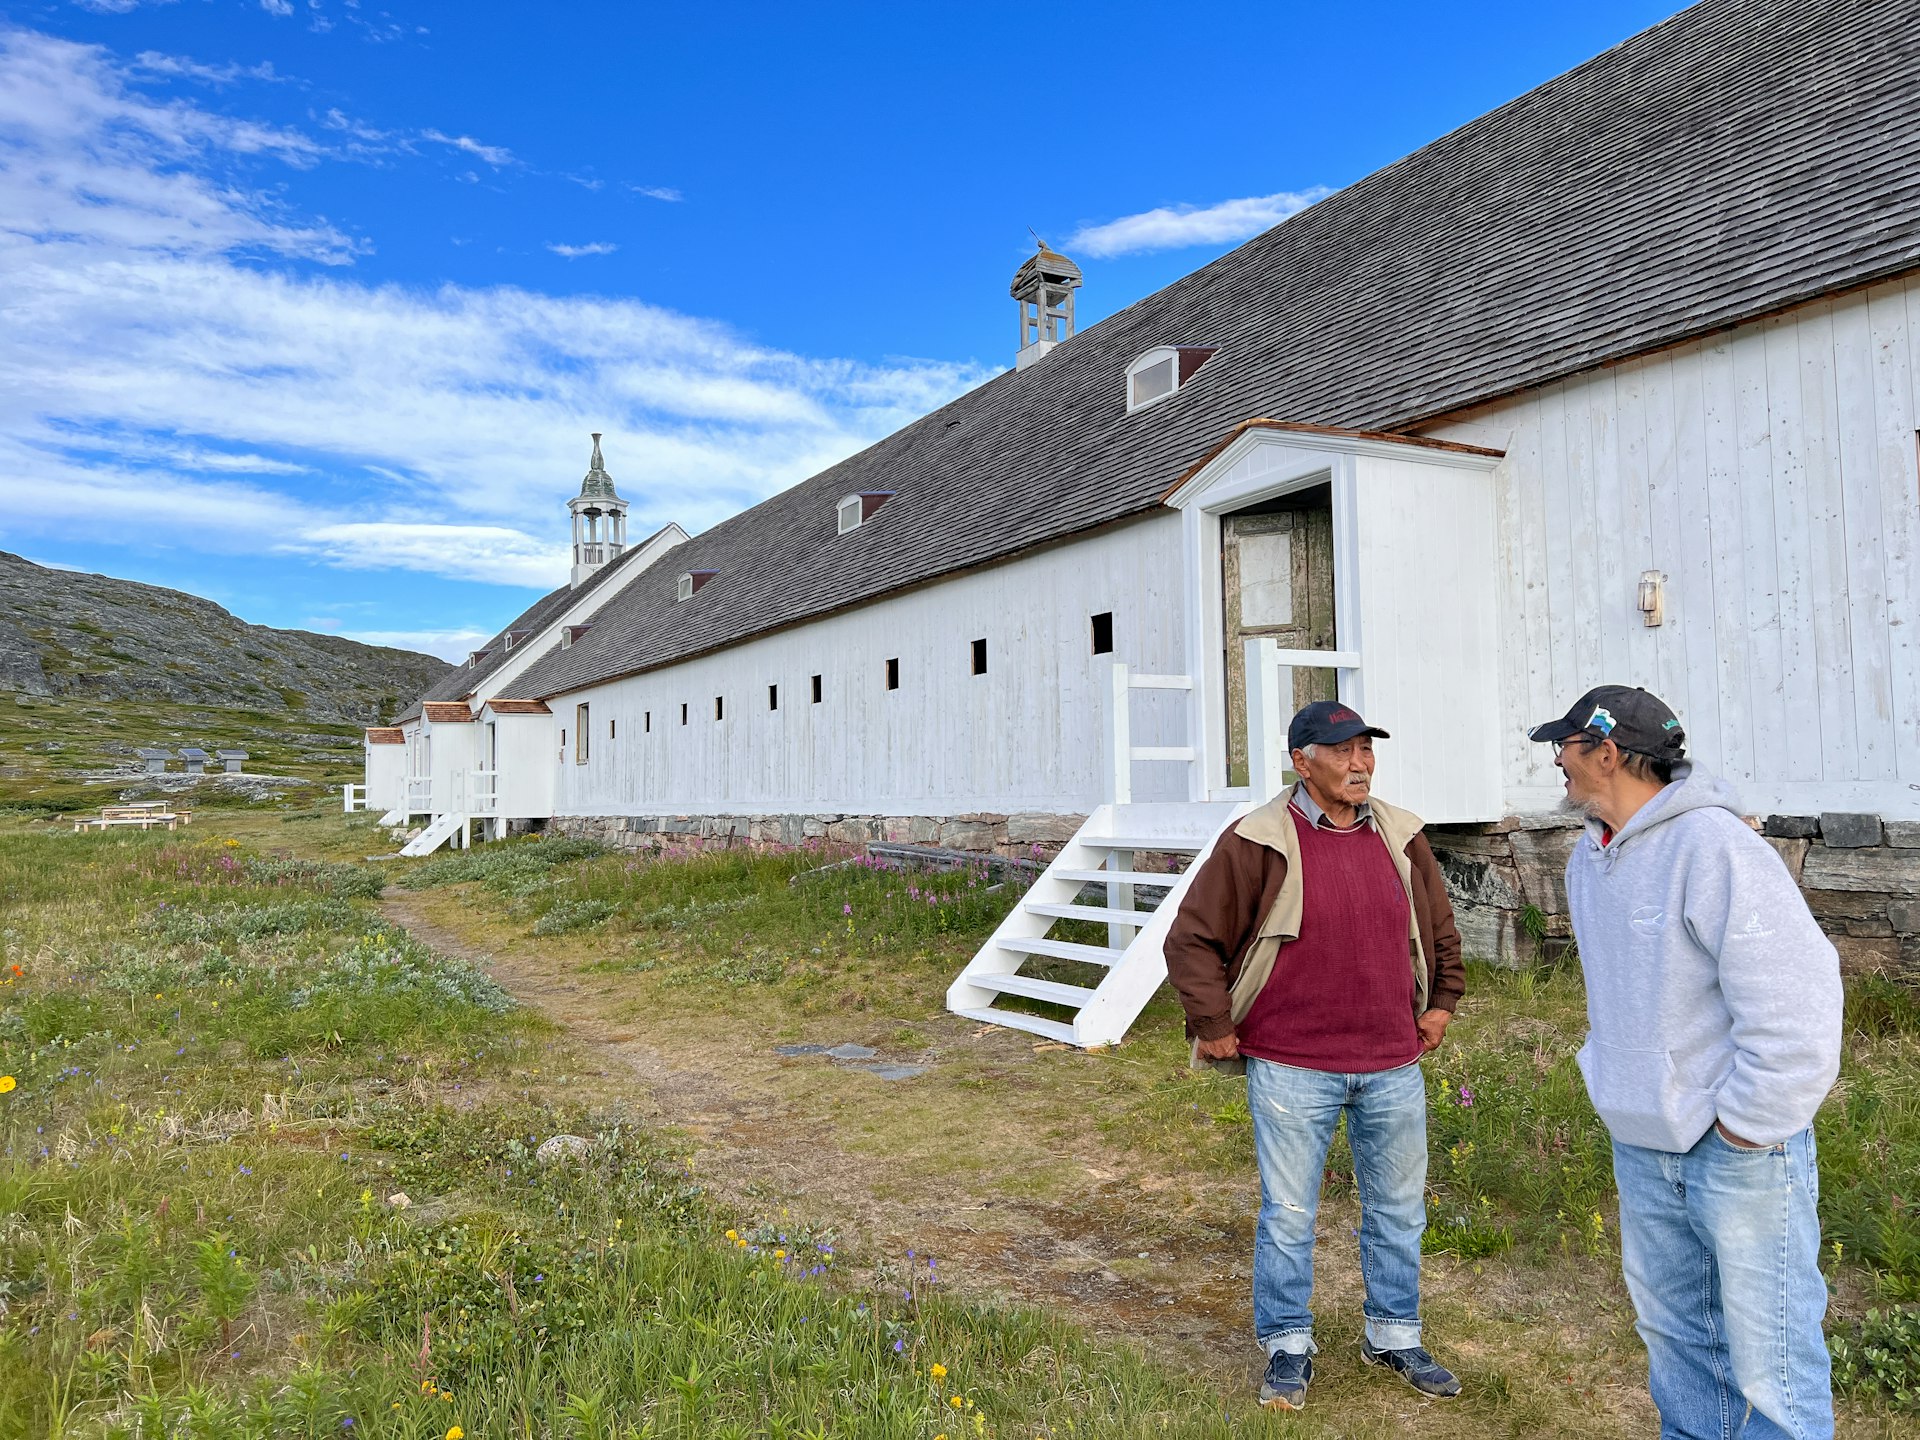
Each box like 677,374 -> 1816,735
1611,1126 -> 1833,1439
1246,1056 -> 1427,1357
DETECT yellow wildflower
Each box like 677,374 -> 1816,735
446,1429 -> 464,1440
725,1229 -> 738,1242
0,1076 -> 14,1095
951,1396 -> 965,1409
930,1363 -> 947,1379
773,1248 -> 786,1259
420,1380 -> 435,1394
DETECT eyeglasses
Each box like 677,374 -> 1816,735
1550,736 -> 1606,759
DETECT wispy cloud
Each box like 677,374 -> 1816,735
627,184 -> 682,202
340,626 -> 494,662
547,241 -> 616,259
0,23 -> 986,607
259,0 -> 293,15
133,52 -> 285,85
421,127 -> 513,167
1067,187 -> 1331,257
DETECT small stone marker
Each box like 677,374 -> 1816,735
217,749 -> 249,774
535,1133 -> 592,1165
859,1063 -> 927,1081
136,748 -> 172,774
179,747 -> 209,775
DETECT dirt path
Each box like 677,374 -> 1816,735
384,889 -> 1257,1364
381,888 -> 1673,1434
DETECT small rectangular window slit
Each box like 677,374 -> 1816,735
768,683 -> 779,711
811,674 -> 822,704
971,638 -> 987,675
885,657 -> 900,691
1091,612 -> 1114,654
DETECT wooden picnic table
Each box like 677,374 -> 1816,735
72,801 -> 194,833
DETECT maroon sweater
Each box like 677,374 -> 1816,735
1236,812 -> 1423,1071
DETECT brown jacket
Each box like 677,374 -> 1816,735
1165,785 -> 1465,1070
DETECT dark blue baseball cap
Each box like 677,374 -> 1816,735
1288,700 -> 1390,753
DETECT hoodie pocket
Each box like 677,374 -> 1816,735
1577,1040 -> 1715,1151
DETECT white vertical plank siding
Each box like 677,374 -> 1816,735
548,515 -> 1188,817
1870,282 -> 1919,781
1422,270 -> 1920,817
1732,327 -> 1787,783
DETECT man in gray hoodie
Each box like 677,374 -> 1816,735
1530,686 -> 1842,1440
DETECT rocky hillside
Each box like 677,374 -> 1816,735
0,551 -> 448,724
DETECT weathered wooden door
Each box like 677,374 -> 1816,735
1223,496 -> 1336,788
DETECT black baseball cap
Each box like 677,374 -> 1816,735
1288,699 -> 1390,753
1528,685 -> 1686,759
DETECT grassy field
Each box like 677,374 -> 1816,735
0,693 -> 362,819
3,802 -> 1917,1436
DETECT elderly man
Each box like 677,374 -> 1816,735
1530,686 -> 1841,1439
1165,699 -> 1465,1411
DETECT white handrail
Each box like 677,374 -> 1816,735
1106,664 -> 1200,805
1244,637 -> 1363,803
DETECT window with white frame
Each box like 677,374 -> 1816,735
1126,346 -> 1214,412
837,495 -> 863,534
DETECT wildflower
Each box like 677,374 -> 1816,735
930,1363 -> 948,1379
1458,1084 -> 1475,1107
9,964 -> 21,976
774,1248 -> 786,1259
725,1229 -> 739,1242
951,1395 -> 965,1409
446,1429 -> 464,1440
842,903 -> 853,916
0,1077 -> 12,1094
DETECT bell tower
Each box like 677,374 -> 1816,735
1011,240 -> 1083,370
569,432 -> 629,587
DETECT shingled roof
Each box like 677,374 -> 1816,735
503,0 -> 1918,702
405,524 -> 671,716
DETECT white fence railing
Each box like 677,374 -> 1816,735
404,776 -> 432,814
471,769 -> 499,815
1243,637 -> 1363,804
1105,664 -> 1200,804
342,783 -> 367,813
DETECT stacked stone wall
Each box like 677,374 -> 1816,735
548,807 -> 1920,985
1429,812 -> 1920,981
546,810 -> 1084,859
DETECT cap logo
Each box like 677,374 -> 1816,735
1662,718 -> 1680,731
1586,706 -> 1617,736
1329,707 -> 1357,723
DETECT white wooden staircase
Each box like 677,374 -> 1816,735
946,663 -> 1251,1048
400,812 -> 467,857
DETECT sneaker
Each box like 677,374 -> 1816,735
1360,1338 -> 1461,1398
1259,1350 -> 1313,1410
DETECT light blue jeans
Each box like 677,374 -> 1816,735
1611,1125 -> 1833,1440
1246,1056 -> 1427,1357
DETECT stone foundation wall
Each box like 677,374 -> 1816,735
546,810 -> 1085,859
1430,812 -> 1920,981
549,807 -> 1920,984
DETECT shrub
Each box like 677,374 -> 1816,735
530,898 -> 615,935
1830,1306 -> 1920,1410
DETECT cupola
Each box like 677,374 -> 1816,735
568,433 -> 630,587
1010,240 -> 1082,371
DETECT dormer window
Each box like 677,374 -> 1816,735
677,569 -> 718,601
466,649 -> 490,668
1126,346 -> 1216,412
502,629 -> 530,652
561,623 -> 594,649
835,491 -> 894,535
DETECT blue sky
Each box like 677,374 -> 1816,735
0,0 -> 1683,659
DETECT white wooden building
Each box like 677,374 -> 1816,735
374,0 -> 1920,1034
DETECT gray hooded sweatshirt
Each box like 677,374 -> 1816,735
1564,762 -> 1842,1153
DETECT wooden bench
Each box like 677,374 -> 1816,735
73,815 -> 182,832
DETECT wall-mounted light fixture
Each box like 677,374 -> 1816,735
1637,570 -> 1666,627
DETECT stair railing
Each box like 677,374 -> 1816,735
1242,638 -> 1363,804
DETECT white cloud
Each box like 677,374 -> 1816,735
628,184 -> 682,202
133,51 -> 286,85
294,522 -> 569,588
259,0 -> 294,16
0,23 -> 987,615
1067,187 -> 1332,257
547,241 -> 616,259
421,127 -> 512,167
341,626 -> 493,661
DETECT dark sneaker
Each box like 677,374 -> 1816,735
1360,1339 -> 1461,1398
1259,1350 -> 1313,1410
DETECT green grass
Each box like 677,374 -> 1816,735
0,693 -> 365,818
0,825 -> 1324,1438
